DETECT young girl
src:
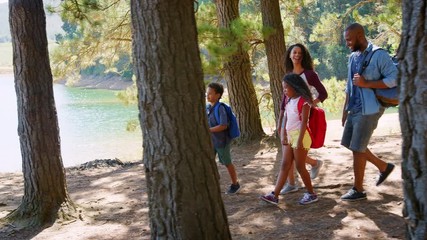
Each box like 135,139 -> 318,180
277,43 -> 327,194
260,73 -> 318,205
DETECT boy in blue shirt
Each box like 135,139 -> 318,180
206,82 -> 241,194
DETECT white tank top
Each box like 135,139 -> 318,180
285,96 -> 302,132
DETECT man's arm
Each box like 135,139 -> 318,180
353,50 -> 398,89
352,73 -> 389,89
342,93 -> 349,127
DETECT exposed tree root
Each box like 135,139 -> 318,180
0,200 -> 83,239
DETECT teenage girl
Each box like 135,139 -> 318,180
261,73 -> 318,205
277,43 -> 328,194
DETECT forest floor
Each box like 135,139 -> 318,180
0,113 -> 405,240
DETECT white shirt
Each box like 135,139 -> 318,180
300,72 -> 319,100
285,96 -> 302,132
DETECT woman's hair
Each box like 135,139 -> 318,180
283,73 -> 313,104
207,82 -> 224,98
284,43 -> 314,73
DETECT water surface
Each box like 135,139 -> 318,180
0,74 -> 142,173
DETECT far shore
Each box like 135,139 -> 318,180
1,71 -> 133,90
0,67 -> 12,75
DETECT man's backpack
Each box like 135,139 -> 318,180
359,48 -> 399,107
213,102 -> 240,139
297,98 -> 327,149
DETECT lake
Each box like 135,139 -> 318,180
0,74 -> 142,173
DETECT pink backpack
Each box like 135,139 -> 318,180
297,97 -> 327,149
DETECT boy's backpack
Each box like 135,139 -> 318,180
359,47 -> 399,107
212,102 -> 240,139
297,98 -> 327,149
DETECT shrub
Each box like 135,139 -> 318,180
319,77 -> 346,119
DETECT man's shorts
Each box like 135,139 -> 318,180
341,108 -> 384,152
215,143 -> 232,165
288,129 -> 312,150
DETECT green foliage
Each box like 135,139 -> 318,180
319,78 -> 347,117
196,2 -> 263,75
48,0 -> 402,130
256,83 -> 276,131
299,0 -> 401,79
126,119 -> 139,132
313,44 -> 349,80
310,13 -> 343,44
50,0 -> 132,81
55,21 -> 81,42
116,83 -> 138,105
351,0 -> 402,53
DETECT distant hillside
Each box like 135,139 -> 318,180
0,0 -> 64,42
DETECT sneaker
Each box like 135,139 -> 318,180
376,163 -> 395,186
260,192 -> 279,205
341,187 -> 367,201
310,160 -> 323,179
298,192 -> 318,205
226,183 -> 241,194
279,183 -> 299,195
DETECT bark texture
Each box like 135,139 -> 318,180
260,0 -> 286,132
8,0 -> 73,227
398,0 -> 427,238
215,0 -> 265,141
131,0 -> 231,239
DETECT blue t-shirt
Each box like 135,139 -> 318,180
207,102 -> 230,148
348,51 -> 365,113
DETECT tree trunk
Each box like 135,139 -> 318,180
260,0 -> 286,133
131,0 -> 231,239
215,0 -> 265,141
398,1 -> 427,239
7,0 -> 74,227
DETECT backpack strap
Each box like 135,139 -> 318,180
212,102 -> 221,124
213,102 -> 228,125
359,47 -> 384,75
297,97 -> 305,119
296,97 -> 315,139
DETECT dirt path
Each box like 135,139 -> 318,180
0,113 -> 404,239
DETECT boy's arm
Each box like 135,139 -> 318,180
210,125 -> 228,133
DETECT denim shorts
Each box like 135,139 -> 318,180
288,129 -> 312,150
341,108 -> 384,152
215,143 -> 232,165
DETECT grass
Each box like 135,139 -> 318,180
0,42 -> 12,67
0,42 -> 58,68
